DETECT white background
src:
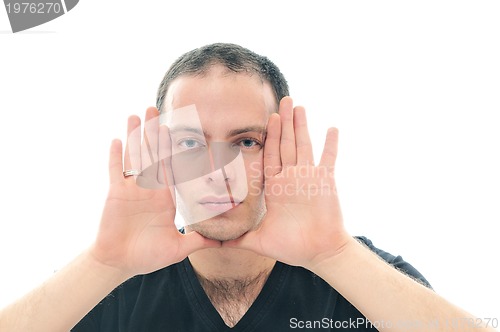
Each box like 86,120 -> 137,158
1,0 -> 499,319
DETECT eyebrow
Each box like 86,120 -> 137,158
169,125 -> 267,139
227,126 -> 266,138
168,126 -> 204,136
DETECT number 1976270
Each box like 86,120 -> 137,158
6,2 -> 62,14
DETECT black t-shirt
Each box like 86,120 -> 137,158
72,236 -> 431,331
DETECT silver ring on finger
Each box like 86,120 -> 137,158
123,169 -> 141,177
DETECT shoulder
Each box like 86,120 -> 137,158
354,236 -> 432,289
71,260 -> 185,331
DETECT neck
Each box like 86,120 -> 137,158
188,246 -> 276,281
188,247 -> 275,328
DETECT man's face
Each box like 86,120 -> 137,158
163,65 -> 277,241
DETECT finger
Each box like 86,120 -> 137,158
124,115 -> 142,174
319,127 -> 339,171
108,139 -> 124,184
158,125 -> 176,206
293,106 -> 314,165
263,113 -> 281,177
279,97 -> 297,166
141,107 -> 160,170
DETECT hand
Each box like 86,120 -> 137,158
90,107 -> 220,277
224,97 -> 352,270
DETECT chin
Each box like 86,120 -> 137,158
199,230 -> 245,242
186,217 -> 252,242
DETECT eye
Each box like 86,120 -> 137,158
177,138 -> 205,150
235,138 -> 262,150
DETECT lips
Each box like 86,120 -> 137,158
198,196 -> 242,212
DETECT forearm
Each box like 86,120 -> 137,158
311,238 -> 496,332
0,250 -> 130,332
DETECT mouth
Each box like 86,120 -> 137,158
198,196 -> 243,212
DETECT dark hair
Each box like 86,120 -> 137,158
156,43 -> 289,112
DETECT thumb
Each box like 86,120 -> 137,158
223,230 -> 263,253
178,231 -> 221,256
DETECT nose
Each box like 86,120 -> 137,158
206,142 -> 240,184
167,141 -> 243,186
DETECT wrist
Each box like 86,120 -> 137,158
306,236 -> 362,278
84,247 -> 134,284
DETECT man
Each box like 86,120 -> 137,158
0,43 -> 495,331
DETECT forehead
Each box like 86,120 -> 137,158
163,67 -> 277,134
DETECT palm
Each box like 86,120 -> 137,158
96,180 -> 177,274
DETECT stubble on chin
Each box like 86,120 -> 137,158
186,216 -> 257,242
185,200 -> 267,242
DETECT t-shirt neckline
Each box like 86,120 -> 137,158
179,257 -> 288,331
